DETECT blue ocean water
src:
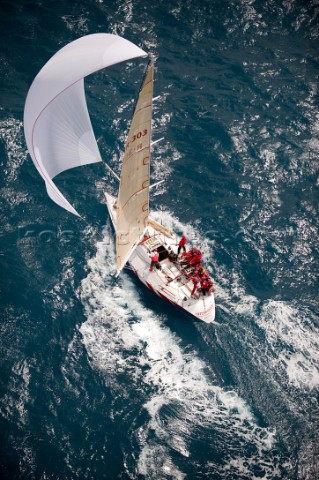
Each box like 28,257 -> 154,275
1,0 -> 319,478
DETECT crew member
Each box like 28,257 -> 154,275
139,233 -> 150,245
191,275 -> 201,297
196,264 -> 206,277
149,248 -> 160,272
177,232 -> 187,255
202,278 -> 214,295
201,277 -> 209,295
189,248 -> 202,266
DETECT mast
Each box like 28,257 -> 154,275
116,62 -> 154,274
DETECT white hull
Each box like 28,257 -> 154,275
105,193 -> 215,323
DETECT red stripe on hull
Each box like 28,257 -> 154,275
158,291 -> 175,305
146,281 -> 154,292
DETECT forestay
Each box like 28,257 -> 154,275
116,65 -> 153,274
24,33 -> 147,216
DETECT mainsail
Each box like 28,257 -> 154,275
116,65 -> 154,274
24,34 -> 147,216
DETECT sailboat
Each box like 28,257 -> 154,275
24,33 -> 216,323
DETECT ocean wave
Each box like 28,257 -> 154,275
0,117 -> 26,183
256,300 -> 319,390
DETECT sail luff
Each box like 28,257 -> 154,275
116,64 -> 154,274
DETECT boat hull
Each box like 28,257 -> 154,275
105,192 -> 215,323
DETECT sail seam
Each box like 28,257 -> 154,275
30,77 -> 87,211
134,102 -> 152,114
125,145 -> 150,161
118,186 -> 150,215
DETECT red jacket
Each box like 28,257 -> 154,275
179,235 -> 187,247
191,276 -> 201,288
151,252 -> 159,262
189,254 -> 202,265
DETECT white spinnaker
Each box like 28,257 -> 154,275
24,33 -> 147,216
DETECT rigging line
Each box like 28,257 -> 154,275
101,159 -> 120,182
151,137 -> 164,146
149,179 -> 165,190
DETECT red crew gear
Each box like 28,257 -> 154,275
178,234 -> 187,255
151,252 -> 159,262
150,250 -> 160,271
191,276 -> 201,296
178,235 -> 187,247
189,252 -> 202,265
